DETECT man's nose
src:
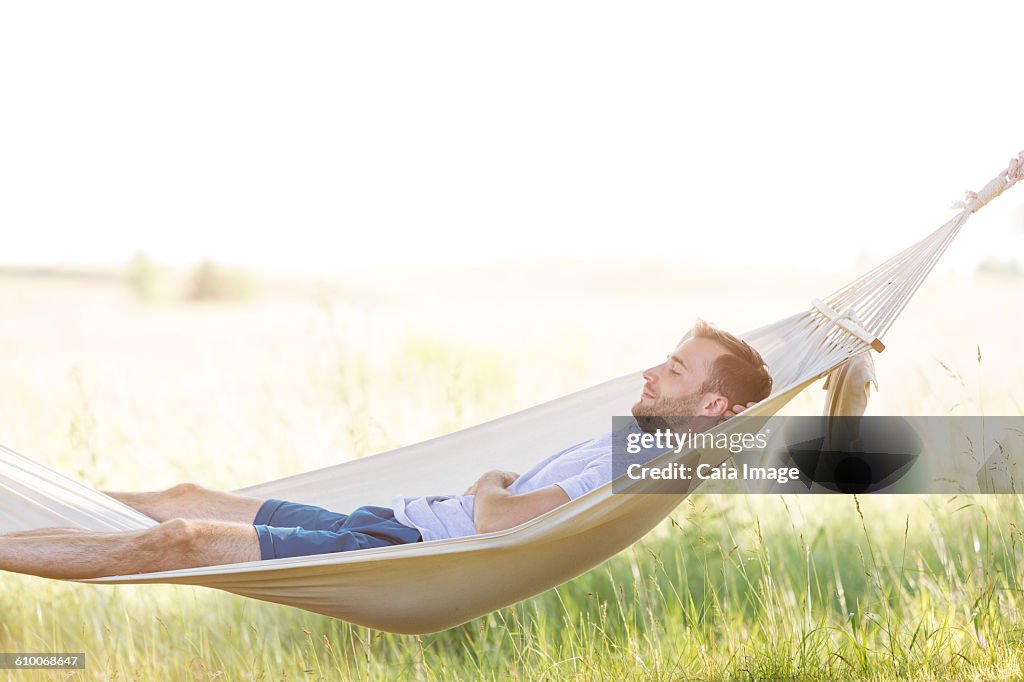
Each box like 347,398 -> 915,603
642,367 -> 658,384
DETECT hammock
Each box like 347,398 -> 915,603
1,151 -> 1021,634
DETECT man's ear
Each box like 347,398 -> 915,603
702,394 -> 729,417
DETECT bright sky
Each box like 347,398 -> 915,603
1,2 -> 1022,274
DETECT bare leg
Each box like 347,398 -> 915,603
101,483 -> 267,524
0,518 -> 260,579
1,527 -> 100,538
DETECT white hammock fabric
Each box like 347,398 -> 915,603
1,152 -> 1021,634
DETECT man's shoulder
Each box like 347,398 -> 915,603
567,419 -> 641,449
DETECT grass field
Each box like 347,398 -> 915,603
1,261 -> 1022,681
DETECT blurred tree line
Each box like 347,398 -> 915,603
127,253 -> 254,302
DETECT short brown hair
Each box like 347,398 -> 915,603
692,318 -> 772,405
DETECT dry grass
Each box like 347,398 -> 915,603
0,261 -> 1021,680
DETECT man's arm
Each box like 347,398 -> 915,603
468,470 -> 570,534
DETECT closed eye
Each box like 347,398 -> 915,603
668,353 -> 687,374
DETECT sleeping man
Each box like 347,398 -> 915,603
0,319 -> 771,579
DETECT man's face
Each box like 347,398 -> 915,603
631,336 -> 728,419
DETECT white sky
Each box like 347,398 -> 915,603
1,2 -> 1022,274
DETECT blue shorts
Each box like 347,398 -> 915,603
252,498 -> 422,560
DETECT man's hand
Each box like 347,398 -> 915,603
464,469 -> 519,496
469,469 -> 569,534
723,401 -> 758,417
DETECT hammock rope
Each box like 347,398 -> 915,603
1,150 -> 1021,633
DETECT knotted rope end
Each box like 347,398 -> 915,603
956,150 -> 1024,213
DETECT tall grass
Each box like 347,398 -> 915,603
1,267 -> 1022,680
3,495 -> 1024,680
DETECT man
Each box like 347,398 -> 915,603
0,319 -> 770,580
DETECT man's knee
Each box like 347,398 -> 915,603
139,518 -> 259,567
140,518 -> 199,554
164,482 -> 209,498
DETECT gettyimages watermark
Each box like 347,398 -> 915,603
610,415 -> 1024,494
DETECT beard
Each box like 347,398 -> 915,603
631,392 -> 712,435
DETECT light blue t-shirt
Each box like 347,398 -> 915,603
391,420 -> 641,542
